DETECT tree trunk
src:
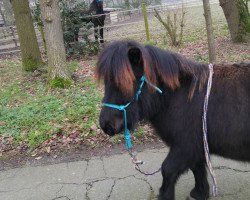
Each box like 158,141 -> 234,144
39,0 -> 71,87
203,0 -> 216,63
10,0 -> 43,71
0,3 -> 7,26
219,0 -> 250,42
155,0 -> 162,5
2,0 -> 15,26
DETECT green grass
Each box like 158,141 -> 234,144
134,126 -> 144,139
0,60 -> 102,148
112,135 -> 122,144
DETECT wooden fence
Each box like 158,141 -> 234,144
0,26 -> 20,56
0,26 -> 44,57
0,0 -> 219,57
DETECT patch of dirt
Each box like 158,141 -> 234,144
178,37 -> 250,63
0,121 -> 161,170
0,140 -> 165,171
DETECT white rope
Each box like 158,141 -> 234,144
202,63 -> 218,196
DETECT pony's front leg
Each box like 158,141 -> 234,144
190,161 -> 209,200
158,148 -> 189,200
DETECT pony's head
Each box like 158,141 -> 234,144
96,41 -> 157,136
95,0 -> 104,11
96,40 -> 208,136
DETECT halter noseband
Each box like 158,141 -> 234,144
103,75 -> 162,149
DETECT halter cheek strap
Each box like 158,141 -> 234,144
103,75 -> 162,149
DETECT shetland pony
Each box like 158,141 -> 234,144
80,0 -> 106,43
96,40 -> 250,200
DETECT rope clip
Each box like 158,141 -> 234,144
128,150 -> 145,165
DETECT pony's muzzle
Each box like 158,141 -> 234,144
102,122 -> 116,136
99,113 -> 124,136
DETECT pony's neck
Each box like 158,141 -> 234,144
139,86 -> 169,122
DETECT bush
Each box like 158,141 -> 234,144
32,0 -> 100,58
64,22 -> 100,58
154,6 -> 186,46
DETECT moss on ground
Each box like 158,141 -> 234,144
49,77 -> 72,88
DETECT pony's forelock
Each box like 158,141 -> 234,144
115,62 -> 136,96
96,41 -> 137,97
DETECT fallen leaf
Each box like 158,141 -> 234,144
35,156 -> 42,160
91,124 -> 97,131
46,146 -> 51,154
0,122 -> 5,126
83,117 -> 89,122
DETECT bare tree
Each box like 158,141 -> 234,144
39,0 -> 71,87
154,7 -> 186,46
219,0 -> 250,42
10,0 -> 43,71
203,0 -> 216,63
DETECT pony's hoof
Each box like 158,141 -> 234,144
186,196 -> 196,200
100,43 -> 105,47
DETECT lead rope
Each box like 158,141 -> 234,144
128,149 -> 161,175
129,77 -> 162,175
203,64 -> 218,196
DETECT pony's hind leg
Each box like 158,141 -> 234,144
74,28 -> 79,42
158,148 -> 189,200
190,162 -> 209,200
99,25 -> 104,43
94,25 -> 99,42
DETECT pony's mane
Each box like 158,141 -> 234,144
96,40 -> 209,99
145,45 -> 209,99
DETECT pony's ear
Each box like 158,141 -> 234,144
128,45 -> 157,93
128,47 -> 144,78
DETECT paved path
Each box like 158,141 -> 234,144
0,148 -> 250,200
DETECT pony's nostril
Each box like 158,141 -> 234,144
104,123 -> 115,136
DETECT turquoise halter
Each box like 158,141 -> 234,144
103,75 -> 162,149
